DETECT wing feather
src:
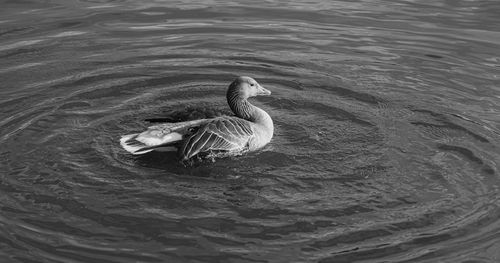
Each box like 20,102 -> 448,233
148,119 -> 211,133
187,131 -> 214,159
234,119 -> 251,136
179,117 -> 254,160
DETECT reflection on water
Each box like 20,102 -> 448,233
1,0 -> 500,262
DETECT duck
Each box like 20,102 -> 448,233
119,76 -> 274,162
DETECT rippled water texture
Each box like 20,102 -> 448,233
1,0 -> 500,262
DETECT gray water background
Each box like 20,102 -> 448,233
1,0 -> 500,262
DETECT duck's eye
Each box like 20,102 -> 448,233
250,83 -> 255,87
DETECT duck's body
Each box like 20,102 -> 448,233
119,76 -> 273,162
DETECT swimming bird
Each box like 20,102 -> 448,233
120,76 -> 274,162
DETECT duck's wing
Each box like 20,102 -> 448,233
145,119 -> 211,134
120,119 -> 211,155
179,117 -> 254,160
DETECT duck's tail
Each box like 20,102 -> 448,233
119,131 -> 182,155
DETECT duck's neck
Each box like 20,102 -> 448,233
228,96 -> 273,129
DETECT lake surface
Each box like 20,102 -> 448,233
1,0 -> 500,262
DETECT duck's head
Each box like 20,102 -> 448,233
227,76 -> 271,99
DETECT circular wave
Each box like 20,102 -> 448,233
1,1 -> 499,262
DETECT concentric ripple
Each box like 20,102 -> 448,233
1,0 -> 500,262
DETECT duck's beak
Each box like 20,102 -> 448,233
257,84 -> 271,96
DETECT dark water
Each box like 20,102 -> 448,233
1,0 -> 500,262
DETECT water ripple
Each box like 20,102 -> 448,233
0,0 -> 500,262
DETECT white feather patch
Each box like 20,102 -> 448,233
136,131 -> 182,146
119,134 -> 151,154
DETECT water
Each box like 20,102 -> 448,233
1,0 -> 500,262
